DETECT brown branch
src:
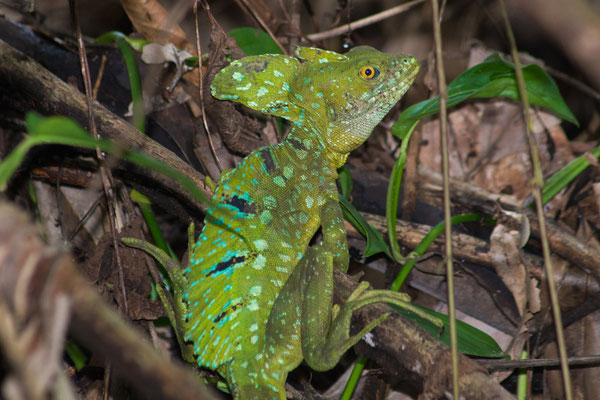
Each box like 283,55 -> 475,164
306,0 -> 426,42
346,213 -> 544,273
418,167 -> 600,278
0,38 -> 210,218
333,269 -> 515,400
0,202 -> 217,400
0,196 -> 517,399
480,354 -> 600,370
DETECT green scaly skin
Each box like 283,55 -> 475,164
127,46 -> 435,399
183,46 -> 423,399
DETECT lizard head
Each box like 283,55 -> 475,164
211,46 -> 418,165
291,46 -> 419,157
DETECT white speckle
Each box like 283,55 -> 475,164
235,82 -> 252,91
271,279 -> 284,287
273,70 -> 284,77
248,299 -> 259,311
251,335 -> 258,344
363,332 -> 376,347
249,286 -> 262,295
254,239 -> 268,251
232,72 -> 245,81
257,86 -> 269,97
414,360 -> 423,374
305,196 -> 314,208
318,58 -> 329,63
252,254 -> 267,270
250,323 -> 258,332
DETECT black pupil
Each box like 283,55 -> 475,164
365,68 -> 372,76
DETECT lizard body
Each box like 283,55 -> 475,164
186,46 -> 420,399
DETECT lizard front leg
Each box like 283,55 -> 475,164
320,198 -> 349,272
301,199 -> 442,371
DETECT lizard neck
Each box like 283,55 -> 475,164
285,122 -> 348,172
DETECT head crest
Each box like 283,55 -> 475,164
211,54 -> 303,121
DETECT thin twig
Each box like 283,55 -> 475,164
235,0 -> 287,55
480,354 -> 600,370
306,0 -> 426,42
498,1 -> 573,399
92,54 -> 107,100
67,192 -> 105,241
430,0 -> 459,398
68,0 -> 128,315
195,0 -> 224,172
545,64 -> 600,102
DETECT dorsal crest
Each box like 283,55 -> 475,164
293,46 -> 348,63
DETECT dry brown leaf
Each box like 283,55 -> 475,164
583,311 -> 600,399
121,0 -> 190,50
419,46 -> 575,202
490,222 -> 528,316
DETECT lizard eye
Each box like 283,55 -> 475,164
359,66 -> 380,80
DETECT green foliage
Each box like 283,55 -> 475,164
395,304 -> 507,358
0,113 -> 211,208
130,189 -> 177,260
388,212 -> 504,356
541,144 -> 600,204
95,31 -> 150,52
386,126 -> 417,263
392,54 -> 578,139
337,165 -> 353,200
65,341 -> 88,371
339,196 -> 391,258
95,31 -> 145,132
228,27 -> 283,56
389,213 -> 492,292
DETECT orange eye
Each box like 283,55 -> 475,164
359,66 -> 380,79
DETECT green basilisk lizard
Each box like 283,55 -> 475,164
125,45 -> 441,399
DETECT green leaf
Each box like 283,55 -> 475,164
26,112 -> 90,140
386,126 -> 416,262
392,54 -> 578,137
0,139 -> 35,190
229,27 -> 283,56
94,32 -> 145,132
130,189 -> 177,260
339,196 -> 391,258
541,145 -> 600,204
65,341 -> 88,371
115,37 -> 145,133
395,304 -> 507,358
95,31 -> 150,52
0,113 -> 212,208
337,165 -> 353,200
